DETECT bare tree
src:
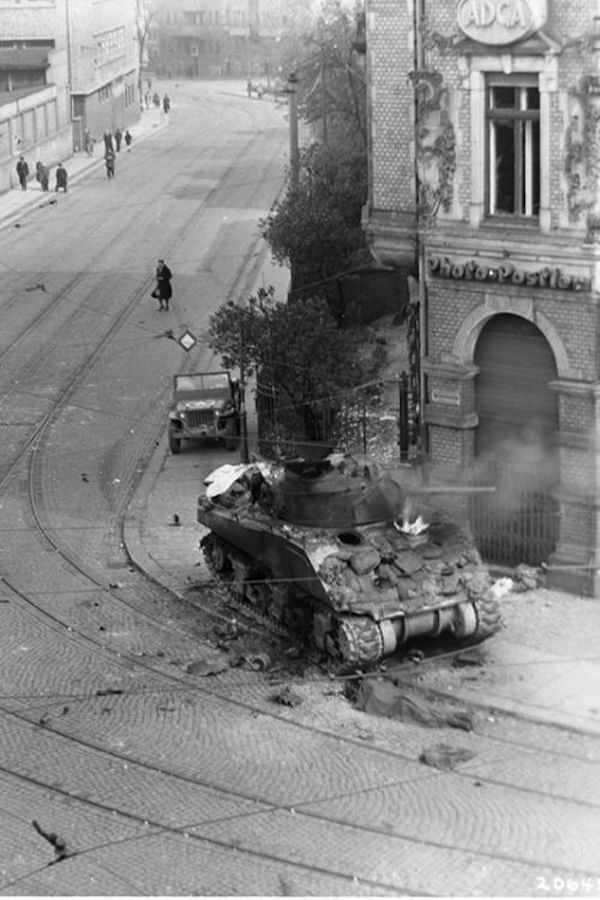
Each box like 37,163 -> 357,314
136,0 -> 155,104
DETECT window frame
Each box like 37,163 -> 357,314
485,74 -> 540,221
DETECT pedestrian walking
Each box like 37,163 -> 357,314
104,148 -> 115,178
16,156 -> 29,190
162,94 -> 170,114
35,161 -> 49,191
124,129 -> 132,150
55,163 -> 68,193
103,130 -> 114,153
153,259 -> 172,311
114,128 -> 122,152
153,92 -> 160,108
84,129 -> 95,156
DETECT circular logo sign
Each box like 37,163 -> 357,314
457,0 -> 548,45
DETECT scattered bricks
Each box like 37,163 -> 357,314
393,550 -> 424,575
349,548 -> 381,575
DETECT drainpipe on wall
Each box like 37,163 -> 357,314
65,0 -> 74,122
413,0 -> 428,460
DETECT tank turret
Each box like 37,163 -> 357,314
197,453 -> 503,669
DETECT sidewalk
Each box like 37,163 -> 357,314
0,106 -> 165,228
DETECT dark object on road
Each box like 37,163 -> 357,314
198,454 -> 503,670
154,259 -> 172,310
31,820 -> 69,862
16,156 -> 29,190
168,371 -> 241,454
418,743 -> 476,770
355,679 -> 474,730
271,685 -> 303,706
55,163 -> 68,193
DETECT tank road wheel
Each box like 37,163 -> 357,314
282,599 -> 312,637
337,617 -> 384,669
246,579 -> 273,616
168,424 -> 182,454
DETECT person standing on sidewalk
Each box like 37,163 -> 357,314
154,259 -> 172,311
35,161 -> 49,191
114,128 -> 123,152
84,129 -> 95,156
55,163 -> 68,193
124,129 -> 132,151
104,148 -> 116,179
16,156 -> 29,190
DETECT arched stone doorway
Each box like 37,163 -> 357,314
469,314 -> 559,567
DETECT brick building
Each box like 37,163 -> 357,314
0,0 -> 138,191
362,0 -> 600,594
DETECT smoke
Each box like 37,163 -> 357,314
470,424 -> 558,515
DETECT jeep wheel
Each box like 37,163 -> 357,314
168,426 -> 182,454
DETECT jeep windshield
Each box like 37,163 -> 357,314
174,373 -> 231,398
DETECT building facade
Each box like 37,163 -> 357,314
363,0 -> 600,594
150,0 -> 286,80
0,0 -> 138,191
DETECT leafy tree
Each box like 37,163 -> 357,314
260,141 -> 367,293
261,0 -> 368,294
207,287 -> 374,455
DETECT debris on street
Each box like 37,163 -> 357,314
418,743 -> 476,771
186,654 -> 228,676
270,685 -> 303,707
355,679 -> 474,730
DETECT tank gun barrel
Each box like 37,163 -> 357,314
412,485 -> 496,494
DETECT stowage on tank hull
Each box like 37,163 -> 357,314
197,455 -> 502,669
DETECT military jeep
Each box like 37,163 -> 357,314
168,371 -> 240,454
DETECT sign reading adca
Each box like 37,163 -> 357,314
457,0 -> 547,45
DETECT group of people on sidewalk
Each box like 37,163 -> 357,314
84,127 -> 132,159
16,157 -> 67,193
15,123 -> 134,191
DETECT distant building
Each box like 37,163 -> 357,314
363,0 -> 600,595
0,0 -> 138,192
150,0 -> 286,80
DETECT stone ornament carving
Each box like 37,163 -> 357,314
409,70 -> 456,226
456,0 -> 548,46
564,76 -> 600,237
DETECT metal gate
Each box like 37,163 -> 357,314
468,461 -> 559,567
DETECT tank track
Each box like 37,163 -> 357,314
472,590 -> 502,639
201,534 -> 502,670
202,534 -> 292,639
201,533 -> 387,670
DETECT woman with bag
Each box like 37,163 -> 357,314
153,259 -> 172,310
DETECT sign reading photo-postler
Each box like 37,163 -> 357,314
457,0 -> 548,45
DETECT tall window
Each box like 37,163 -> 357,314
487,78 -> 540,218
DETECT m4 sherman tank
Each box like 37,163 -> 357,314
197,454 -> 502,669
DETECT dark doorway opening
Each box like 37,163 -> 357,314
469,314 -> 559,567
